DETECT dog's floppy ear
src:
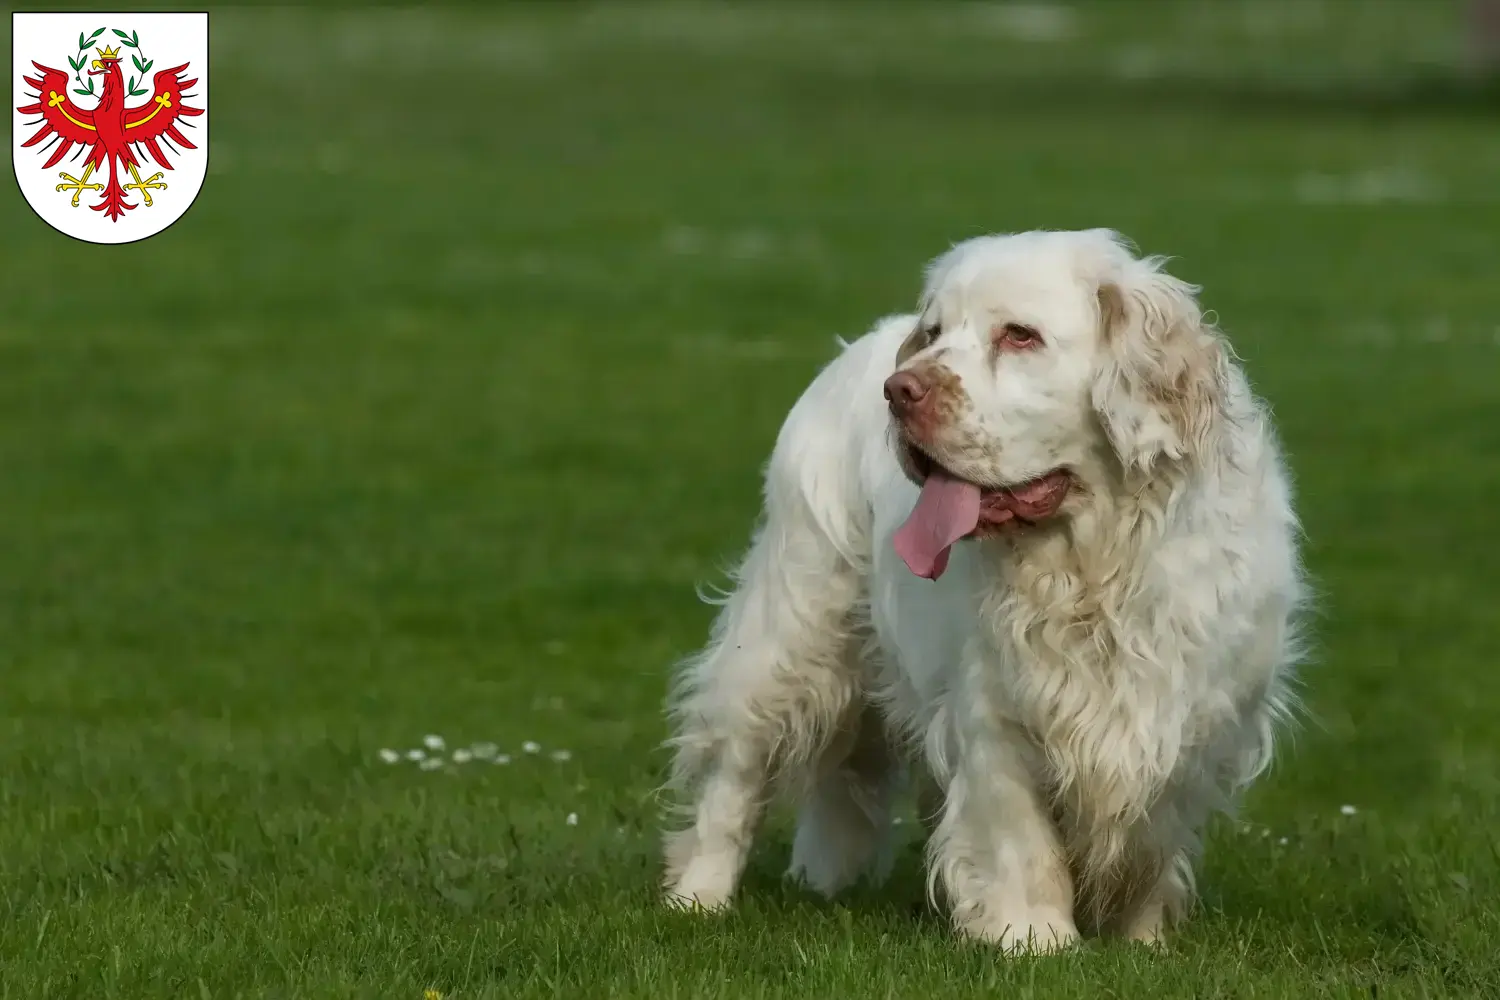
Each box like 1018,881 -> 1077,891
1090,255 -> 1228,473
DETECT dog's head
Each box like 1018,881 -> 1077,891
887,230 -> 1228,577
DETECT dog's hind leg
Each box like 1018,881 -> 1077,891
787,693 -> 902,897
661,324 -> 890,911
661,502 -> 863,910
662,442 -> 867,909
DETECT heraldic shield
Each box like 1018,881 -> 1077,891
12,12 -> 209,244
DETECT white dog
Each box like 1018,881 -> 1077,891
662,229 -> 1305,952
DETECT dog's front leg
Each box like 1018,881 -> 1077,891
927,717 -> 1078,953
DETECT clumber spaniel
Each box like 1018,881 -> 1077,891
662,229 -> 1305,952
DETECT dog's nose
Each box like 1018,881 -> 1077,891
883,371 -> 930,413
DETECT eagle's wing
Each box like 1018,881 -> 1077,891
16,63 -> 99,169
124,64 -> 205,170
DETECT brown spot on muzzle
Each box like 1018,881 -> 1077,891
890,360 -> 967,442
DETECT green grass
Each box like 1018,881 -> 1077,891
3,1 -> 1500,996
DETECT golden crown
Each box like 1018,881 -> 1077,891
95,44 -> 120,60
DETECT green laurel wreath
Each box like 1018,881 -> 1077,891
65,27 -> 153,99
112,29 -> 154,99
67,27 -> 106,97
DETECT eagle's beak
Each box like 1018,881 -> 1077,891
90,59 -> 102,70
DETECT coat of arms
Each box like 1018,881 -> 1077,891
12,13 -> 209,244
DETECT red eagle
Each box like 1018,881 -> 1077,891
16,44 -> 202,221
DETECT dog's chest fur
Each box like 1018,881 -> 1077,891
972,531 -> 1227,867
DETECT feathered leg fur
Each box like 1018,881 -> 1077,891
661,500 -> 865,908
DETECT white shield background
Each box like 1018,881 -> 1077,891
12,12 -> 209,244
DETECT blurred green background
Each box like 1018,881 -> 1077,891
3,2 -> 1499,997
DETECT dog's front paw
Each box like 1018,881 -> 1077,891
663,856 -> 738,913
662,885 -> 731,913
962,909 -> 1080,955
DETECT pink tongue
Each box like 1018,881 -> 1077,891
892,469 -> 983,580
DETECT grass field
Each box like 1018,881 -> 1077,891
4,2 -> 1500,996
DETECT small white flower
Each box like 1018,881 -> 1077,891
406,749 -> 426,761
452,749 -> 474,764
892,817 -> 904,826
493,754 -> 512,765
1339,804 -> 1358,816
378,749 -> 401,764
423,734 -> 446,751
470,742 -> 499,759
565,812 -> 578,826
1278,837 -> 1289,845
550,749 -> 572,762
419,757 -> 444,771
522,741 -> 541,754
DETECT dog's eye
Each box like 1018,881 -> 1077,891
995,322 -> 1042,349
922,323 -> 941,344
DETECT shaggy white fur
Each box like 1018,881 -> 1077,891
662,229 -> 1306,953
